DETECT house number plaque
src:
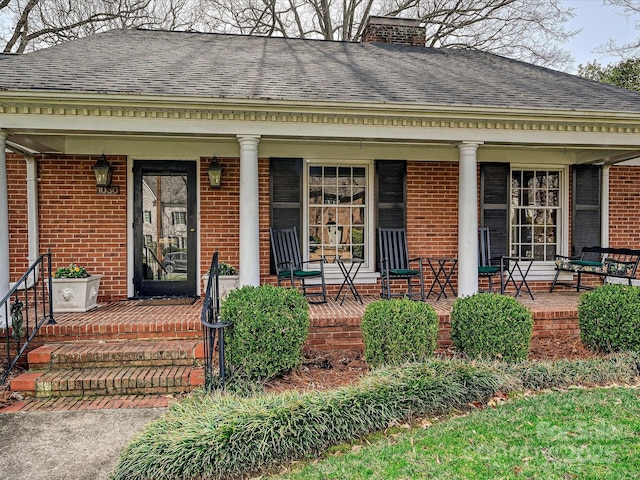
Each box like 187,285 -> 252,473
96,186 -> 120,195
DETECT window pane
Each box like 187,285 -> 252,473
307,164 -> 368,266
510,169 -> 561,261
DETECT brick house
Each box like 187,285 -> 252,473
3,16 -> 640,304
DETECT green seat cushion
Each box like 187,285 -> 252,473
389,269 -> 420,276
478,266 -> 499,274
293,270 -> 322,277
571,260 -> 602,267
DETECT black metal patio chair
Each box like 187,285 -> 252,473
377,227 -> 425,301
270,226 -> 327,303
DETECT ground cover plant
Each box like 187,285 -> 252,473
269,386 -> 640,479
111,354 -> 640,480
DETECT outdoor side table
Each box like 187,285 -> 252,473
335,257 -> 364,305
500,256 -> 535,300
427,257 -> 458,300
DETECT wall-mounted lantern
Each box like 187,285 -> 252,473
207,155 -> 223,188
92,154 -> 113,187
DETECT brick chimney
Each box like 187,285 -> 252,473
362,16 -> 425,47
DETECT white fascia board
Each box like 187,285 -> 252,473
4,112 -> 640,148
4,90 -> 640,122
3,91 -> 640,146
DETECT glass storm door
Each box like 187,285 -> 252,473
133,161 -> 197,297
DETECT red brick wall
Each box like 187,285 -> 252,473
200,156 -> 241,274
9,153 -> 640,302
7,154 -> 29,278
36,155 -> 128,302
609,165 -> 640,249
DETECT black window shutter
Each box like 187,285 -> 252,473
376,160 -> 406,229
480,163 -> 509,259
573,165 -> 601,255
270,158 -> 302,273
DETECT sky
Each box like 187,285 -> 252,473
564,0 -> 639,71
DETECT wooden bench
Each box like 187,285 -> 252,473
550,246 -> 640,292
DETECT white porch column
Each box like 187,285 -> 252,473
0,131 -> 9,323
457,142 -> 482,297
237,135 -> 261,287
601,164 -> 610,248
25,154 -> 40,265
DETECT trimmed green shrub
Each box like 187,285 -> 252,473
451,293 -> 533,362
222,285 -> 309,381
578,284 -> 640,353
362,298 -> 438,367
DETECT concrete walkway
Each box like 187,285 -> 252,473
0,407 -> 165,480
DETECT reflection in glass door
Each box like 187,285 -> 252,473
133,161 -> 197,297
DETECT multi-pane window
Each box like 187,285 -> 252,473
308,165 -> 367,262
171,211 -> 186,225
143,210 -> 152,223
510,169 -> 561,261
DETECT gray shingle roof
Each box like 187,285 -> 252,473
2,28 -> 640,112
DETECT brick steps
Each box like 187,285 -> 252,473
11,339 -> 206,398
13,365 -> 204,397
27,340 -> 204,370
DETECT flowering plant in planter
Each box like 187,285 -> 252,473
203,261 -> 239,300
54,263 -> 90,278
217,262 -> 238,276
51,264 -> 101,312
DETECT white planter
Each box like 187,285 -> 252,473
202,274 -> 239,300
51,275 -> 102,312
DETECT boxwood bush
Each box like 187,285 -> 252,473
578,284 -> 640,353
362,298 -> 438,367
221,285 -> 309,381
451,293 -> 533,362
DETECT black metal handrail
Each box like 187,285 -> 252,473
143,245 -> 168,280
1,250 -> 55,385
200,250 -> 231,389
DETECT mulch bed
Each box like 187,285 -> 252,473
263,336 -> 604,394
1,337 -> 606,408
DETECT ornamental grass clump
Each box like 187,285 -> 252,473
111,354 -> 640,480
222,285 -> 309,382
362,298 -> 438,367
111,358 -> 506,480
578,284 -> 640,353
451,293 -> 533,363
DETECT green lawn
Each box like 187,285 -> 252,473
270,387 -> 640,479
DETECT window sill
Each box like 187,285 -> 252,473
324,270 -> 380,285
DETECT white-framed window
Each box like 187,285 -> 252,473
510,168 -> 565,261
171,210 -> 186,225
305,162 -> 373,269
143,210 -> 152,223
